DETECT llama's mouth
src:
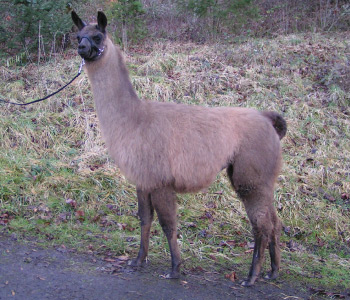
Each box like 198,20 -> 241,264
78,49 -> 96,61
78,46 -> 104,61
77,36 -> 105,61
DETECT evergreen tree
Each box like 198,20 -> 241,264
107,0 -> 146,51
176,0 -> 259,38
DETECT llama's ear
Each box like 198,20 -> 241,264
71,11 -> 86,30
97,11 -> 107,33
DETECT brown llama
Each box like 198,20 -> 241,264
72,11 -> 287,286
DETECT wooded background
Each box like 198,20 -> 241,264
0,0 -> 349,59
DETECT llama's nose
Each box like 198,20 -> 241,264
78,41 -> 90,57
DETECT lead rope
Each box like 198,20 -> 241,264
0,59 -> 85,106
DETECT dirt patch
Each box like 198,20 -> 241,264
0,233 -> 340,300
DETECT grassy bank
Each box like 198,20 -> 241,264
1,33 -> 349,294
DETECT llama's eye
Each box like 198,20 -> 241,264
93,36 -> 101,43
77,36 -> 81,43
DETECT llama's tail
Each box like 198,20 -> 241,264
262,111 -> 287,140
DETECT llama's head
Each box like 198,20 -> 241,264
71,11 -> 108,61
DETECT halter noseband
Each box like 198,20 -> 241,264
80,36 -> 105,58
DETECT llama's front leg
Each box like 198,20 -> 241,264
129,189 -> 154,267
151,187 -> 181,279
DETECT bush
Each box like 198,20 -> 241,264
0,0 -> 75,59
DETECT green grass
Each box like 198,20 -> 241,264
1,34 -> 350,293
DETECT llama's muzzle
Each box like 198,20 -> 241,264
77,36 -> 104,61
78,37 -> 93,59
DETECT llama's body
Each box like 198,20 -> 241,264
86,39 -> 281,194
112,102 -> 281,194
72,11 -> 286,286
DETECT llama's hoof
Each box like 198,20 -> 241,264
264,271 -> 278,280
241,276 -> 258,287
241,280 -> 254,287
128,258 -> 142,267
165,271 -> 180,279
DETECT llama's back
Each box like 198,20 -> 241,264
111,100 -> 282,192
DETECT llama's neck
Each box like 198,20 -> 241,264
84,38 -> 141,136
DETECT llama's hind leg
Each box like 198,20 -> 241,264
265,212 -> 281,280
129,189 -> 154,267
240,190 -> 280,286
241,199 -> 270,286
150,187 -> 181,279
228,159 -> 280,287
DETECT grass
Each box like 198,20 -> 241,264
1,33 -> 349,294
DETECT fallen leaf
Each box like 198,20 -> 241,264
286,240 -> 306,252
117,223 -> 127,230
190,266 -> 204,272
200,211 -> 214,221
106,204 -> 118,211
213,191 -> 223,195
65,198 -> 77,209
23,257 -> 32,263
225,271 -> 238,282
117,255 -> 129,261
151,230 -> 159,236
92,215 -> 100,222
323,193 -> 336,202
104,258 -> 117,262
226,240 -> 236,246
75,210 -> 85,219
310,287 -> 346,298
57,244 -> 67,253
238,241 -> 247,248
205,201 -> 217,209
219,240 -> 236,247
127,226 -> 136,232
57,212 -> 71,223
199,229 -> 207,237
341,193 -> 349,200
185,222 -> 197,228
316,235 -> 326,247
247,242 -> 255,249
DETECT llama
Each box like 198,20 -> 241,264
72,11 -> 287,287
